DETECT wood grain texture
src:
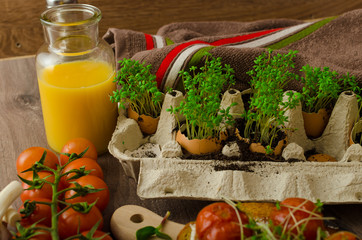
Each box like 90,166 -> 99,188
110,205 -> 184,240
0,56 -> 361,237
0,0 -> 362,58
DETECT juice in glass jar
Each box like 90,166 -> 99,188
38,60 -> 118,154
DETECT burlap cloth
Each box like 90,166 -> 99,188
103,9 -> 362,92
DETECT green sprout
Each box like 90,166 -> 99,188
242,49 -> 301,155
136,211 -> 171,240
299,65 -> 361,113
110,59 -> 163,118
167,53 -> 236,140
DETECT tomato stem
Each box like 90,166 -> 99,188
56,205 -> 73,217
16,147 -> 105,239
50,168 -> 63,240
30,200 -> 52,206
55,187 -> 75,197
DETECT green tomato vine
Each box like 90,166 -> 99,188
16,150 -> 105,240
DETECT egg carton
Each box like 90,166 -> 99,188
108,90 -> 362,203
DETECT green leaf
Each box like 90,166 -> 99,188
71,200 -> 97,214
315,199 -> 324,212
155,229 -> 172,240
81,220 -> 109,240
20,200 -> 37,217
136,226 -> 156,240
275,201 -> 281,210
65,182 -> 104,200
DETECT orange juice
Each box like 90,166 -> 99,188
38,60 -> 118,154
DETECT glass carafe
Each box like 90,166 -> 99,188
36,4 -> 118,154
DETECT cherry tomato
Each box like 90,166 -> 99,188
270,198 -> 324,240
19,198 -> 57,227
20,172 -> 55,202
81,230 -> 113,240
325,231 -> 359,240
61,157 -> 104,187
17,147 -> 59,177
64,175 -> 109,211
58,205 -> 103,239
60,138 -> 98,166
196,202 -> 252,240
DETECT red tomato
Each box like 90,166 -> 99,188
61,157 -> 104,187
325,231 -> 359,240
81,230 -> 113,240
60,138 -> 98,166
270,198 -> 324,240
64,175 -> 109,211
196,202 -> 252,240
19,198 -> 57,227
58,205 -> 103,239
17,147 -> 59,177
20,172 -> 55,202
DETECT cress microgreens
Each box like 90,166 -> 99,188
15,150 -> 105,240
299,65 -> 361,113
226,198 -> 332,240
167,53 -> 236,140
110,59 -> 163,118
242,49 -> 301,154
136,197 -> 336,240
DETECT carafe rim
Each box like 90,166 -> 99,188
40,4 -> 101,27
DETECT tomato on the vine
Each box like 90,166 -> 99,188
195,202 -> 252,240
270,197 -> 325,240
60,138 -> 98,166
19,198 -> 57,227
325,231 -> 359,240
20,172 -> 56,202
58,205 -> 103,239
64,175 -> 109,211
61,157 -> 104,187
81,230 -> 113,240
17,147 -> 59,177
17,224 -> 52,240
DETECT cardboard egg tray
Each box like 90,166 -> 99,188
108,90 -> 362,203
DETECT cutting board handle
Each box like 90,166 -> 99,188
110,205 -> 184,240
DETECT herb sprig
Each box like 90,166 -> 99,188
136,211 -> 172,240
243,49 -> 301,154
110,59 -> 163,118
229,198 -> 331,240
168,53 -> 236,140
299,65 -> 361,113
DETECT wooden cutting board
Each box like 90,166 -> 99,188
110,202 -> 276,240
110,205 -> 185,240
110,203 -> 344,240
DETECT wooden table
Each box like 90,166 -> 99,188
2,0 -> 362,58
0,56 -> 361,237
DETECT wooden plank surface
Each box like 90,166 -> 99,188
1,0 -> 362,58
0,56 -> 361,238
0,55 -> 213,234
